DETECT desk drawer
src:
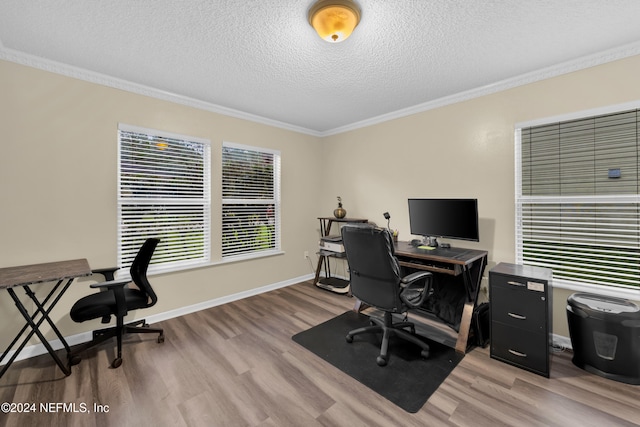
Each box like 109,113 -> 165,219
490,284 -> 547,332
490,322 -> 549,376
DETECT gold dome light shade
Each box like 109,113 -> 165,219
308,0 -> 361,43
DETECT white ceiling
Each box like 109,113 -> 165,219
2,1 -> 640,136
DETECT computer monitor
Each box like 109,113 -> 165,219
408,198 -> 479,247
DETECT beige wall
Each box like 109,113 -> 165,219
320,54 -> 640,337
2,53 -> 640,350
0,60 -> 323,348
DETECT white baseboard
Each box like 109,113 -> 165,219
1,274 -> 314,365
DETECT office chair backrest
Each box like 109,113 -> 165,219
341,225 -> 404,312
129,238 -> 160,307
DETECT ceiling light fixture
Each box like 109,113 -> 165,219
308,0 -> 361,43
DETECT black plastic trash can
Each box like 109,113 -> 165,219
567,293 -> 640,385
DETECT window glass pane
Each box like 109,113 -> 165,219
594,111 -> 638,194
118,125 -> 211,272
521,124 -> 560,196
222,147 -> 275,199
517,109 -> 640,291
221,204 -> 277,257
222,143 -> 280,258
520,202 -> 640,288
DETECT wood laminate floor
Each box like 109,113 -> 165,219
1,281 -> 639,427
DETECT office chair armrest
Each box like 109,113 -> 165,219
400,271 -> 432,286
90,279 -> 130,318
91,267 -> 120,282
89,279 -> 130,290
400,271 -> 433,309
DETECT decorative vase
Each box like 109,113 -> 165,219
334,197 -> 346,219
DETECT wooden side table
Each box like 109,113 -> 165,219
313,217 -> 367,293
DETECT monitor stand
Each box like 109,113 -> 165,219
426,236 -> 450,249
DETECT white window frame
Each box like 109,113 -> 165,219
515,101 -> 640,300
118,124 -> 211,274
221,142 -> 281,260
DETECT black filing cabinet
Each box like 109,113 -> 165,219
490,263 -> 553,377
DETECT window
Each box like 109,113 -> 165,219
118,124 -> 211,273
221,142 -> 281,259
516,108 -> 640,294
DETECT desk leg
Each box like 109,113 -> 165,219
1,287 -> 72,377
455,302 -> 474,354
455,255 -> 487,354
25,281 -> 74,354
0,285 -> 62,378
313,255 -> 324,286
1,280 -> 66,361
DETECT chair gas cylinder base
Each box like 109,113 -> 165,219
346,310 -> 430,366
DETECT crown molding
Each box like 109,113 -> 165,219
3,40 -> 640,138
0,47 -> 323,137
320,40 -> 640,137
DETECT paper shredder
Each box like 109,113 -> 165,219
567,293 -> 640,385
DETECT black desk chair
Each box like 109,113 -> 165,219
341,225 -> 433,366
69,238 -> 164,368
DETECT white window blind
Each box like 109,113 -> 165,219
516,109 -> 640,291
222,142 -> 281,259
118,124 -> 211,272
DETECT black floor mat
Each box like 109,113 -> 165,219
292,311 -> 464,413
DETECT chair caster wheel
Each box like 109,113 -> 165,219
345,334 -> 353,343
111,358 -> 122,368
421,349 -> 429,359
157,334 -> 165,343
376,356 -> 388,366
68,355 -> 82,366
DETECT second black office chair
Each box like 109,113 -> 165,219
69,238 -> 164,368
341,224 -> 434,366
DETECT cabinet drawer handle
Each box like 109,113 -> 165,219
508,312 -> 527,320
508,349 -> 527,358
507,281 -> 526,287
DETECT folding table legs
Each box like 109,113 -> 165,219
0,279 -> 75,378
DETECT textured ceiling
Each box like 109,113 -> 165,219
2,1 -> 640,135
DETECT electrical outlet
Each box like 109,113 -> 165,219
304,251 -> 309,259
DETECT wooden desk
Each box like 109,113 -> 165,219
397,242 -> 487,353
0,259 -> 92,378
356,242 -> 488,354
394,242 -> 487,297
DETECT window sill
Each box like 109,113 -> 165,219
219,249 -> 285,265
553,278 -> 640,301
